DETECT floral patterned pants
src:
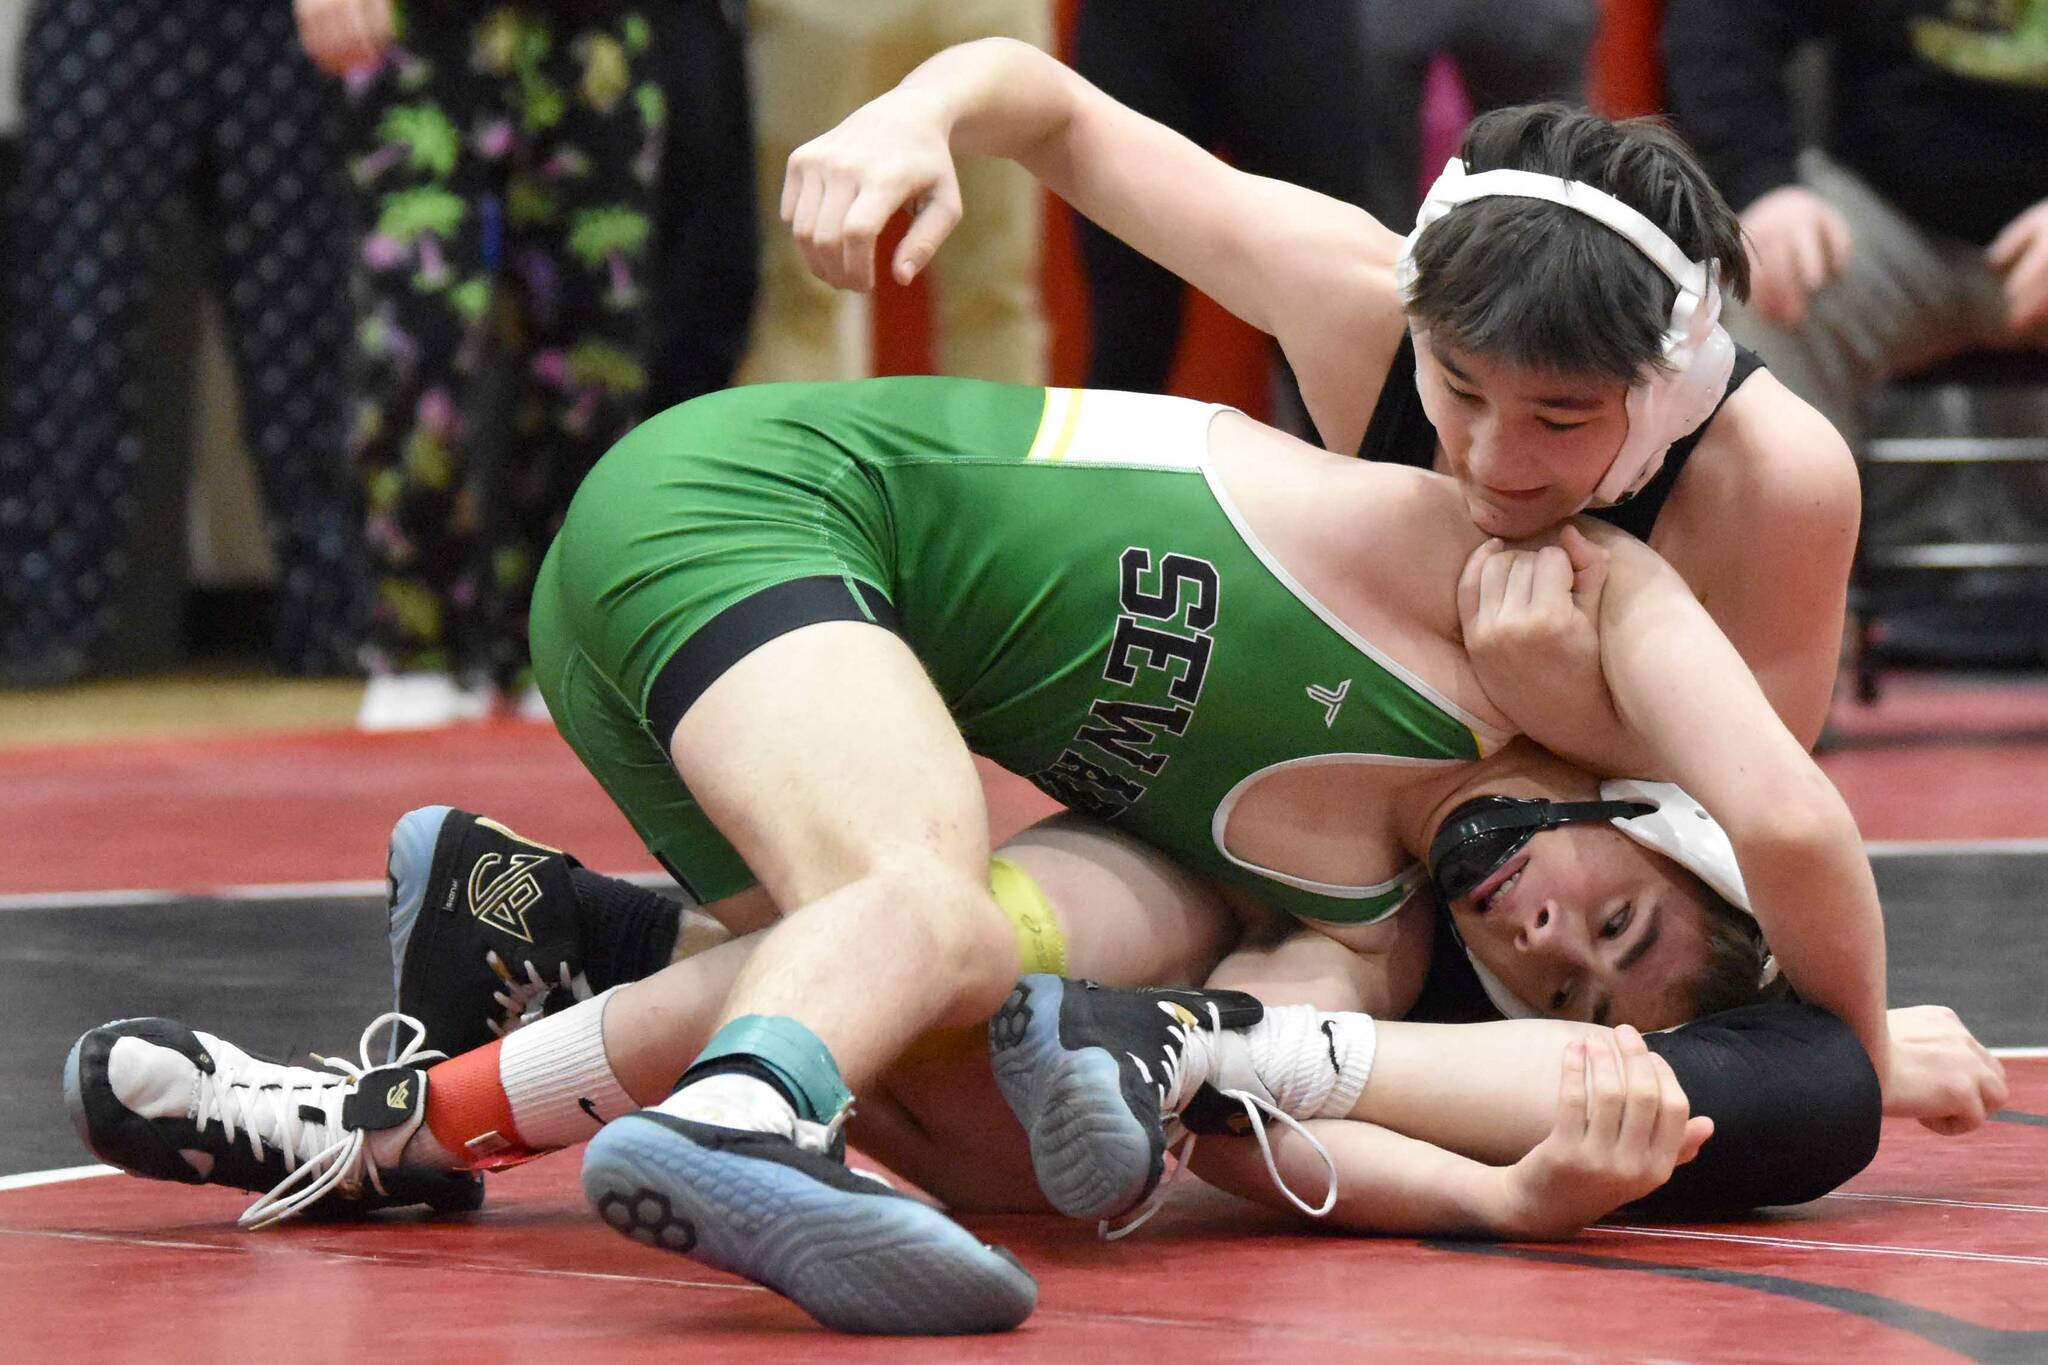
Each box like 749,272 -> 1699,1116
350,2 -> 664,682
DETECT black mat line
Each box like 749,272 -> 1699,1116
1990,1111 -> 2048,1128
4,849 -> 2045,1176
1427,1241 -> 2048,1365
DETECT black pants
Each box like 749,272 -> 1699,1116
1070,0 -> 1376,392
0,0 -> 362,677
643,0 -> 758,413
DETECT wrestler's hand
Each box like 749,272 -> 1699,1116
1740,186 -> 1854,328
294,0 -> 395,76
1495,1027 -> 1713,1241
1988,199 -> 2048,334
784,89 -> 964,292
1881,1004 -> 2008,1135
1459,526 -> 1627,768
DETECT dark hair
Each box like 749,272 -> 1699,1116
1403,103 -> 1749,384
1680,883 -> 1791,1019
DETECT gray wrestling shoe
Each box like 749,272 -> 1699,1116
387,806 -> 590,1058
582,1111 -> 1037,1334
64,1012 -> 481,1227
988,974 -> 1264,1222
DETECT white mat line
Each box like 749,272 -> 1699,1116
0,870 -> 676,913
0,1164 -> 118,1193
0,890 -> 184,912
1590,1224 -> 2048,1268
1863,839 -> 2048,857
1990,1047 -> 2048,1058
1826,1190 -> 2048,1215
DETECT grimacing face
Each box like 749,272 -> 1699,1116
1445,823 -> 1715,1030
1413,337 -> 1633,539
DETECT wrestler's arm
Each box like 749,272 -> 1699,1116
1663,376 -> 1859,751
1192,1024 -> 1712,1239
1581,527 -> 1888,1079
1195,1002 -> 1897,1233
784,38 -> 1405,452
1193,1115 -> 1540,1237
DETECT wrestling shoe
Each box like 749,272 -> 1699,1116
64,1012 -> 482,1227
388,805 -> 590,1057
583,1109 -> 1037,1334
988,974 -> 1264,1223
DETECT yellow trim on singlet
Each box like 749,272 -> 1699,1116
1025,387 -> 1086,464
990,854 -> 1068,977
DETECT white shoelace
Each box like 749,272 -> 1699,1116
236,1012 -> 443,1229
1099,1003 -> 1342,1241
484,952 -> 580,1037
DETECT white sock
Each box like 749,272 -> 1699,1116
1210,1006 -> 1376,1121
497,986 -> 636,1148
655,1071 -> 798,1138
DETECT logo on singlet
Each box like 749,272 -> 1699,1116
1307,679 -> 1351,728
1031,546 -> 1220,820
467,852 -> 550,944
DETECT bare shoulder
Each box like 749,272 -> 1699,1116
1350,459 -> 1492,601
1213,414 -> 1483,631
1680,370 -> 1859,535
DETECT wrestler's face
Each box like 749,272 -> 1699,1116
1414,338 -> 1631,539
1445,825 -> 1712,1030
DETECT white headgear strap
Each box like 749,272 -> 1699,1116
1396,158 -> 1736,505
1459,780 -> 1769,1021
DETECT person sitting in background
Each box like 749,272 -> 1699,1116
1661,0 -> 2048,431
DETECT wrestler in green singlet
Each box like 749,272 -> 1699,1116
530,376 -> 1511,922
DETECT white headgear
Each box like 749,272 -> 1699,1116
1395,158 -> 1737,506
1459,780 -> 1773,1021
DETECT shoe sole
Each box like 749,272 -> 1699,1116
582,1114 -> 1035,1335
988,976 -> 1154,1221
60,1033 -> 92,1156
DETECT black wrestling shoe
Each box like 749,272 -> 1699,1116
988,975 -> 1264,1222
64,1013 -> 482,1227
387,806 -> 589,1057
584,1111 -> 1037,1334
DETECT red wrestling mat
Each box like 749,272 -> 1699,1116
1822,676 -> 2048,843
5,673 -> 2047,897
6,1061 -> 2043,1364
0,720 -> 1059,896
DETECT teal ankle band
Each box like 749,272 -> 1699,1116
692,1014 -> 852,1125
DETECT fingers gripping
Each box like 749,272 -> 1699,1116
896,184 -> 964,285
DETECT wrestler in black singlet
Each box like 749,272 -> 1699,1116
1358,339 -> 1877,1212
